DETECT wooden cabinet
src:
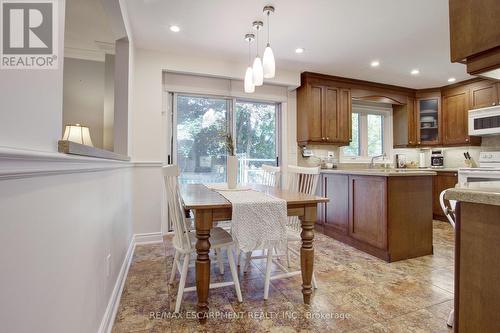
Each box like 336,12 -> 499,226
449,0 -> 500,78
393,96 -> 417,147
416,93 -> 441,146
297,73 -> 352,145
348,176 -> 387,250
432,171 -> 458,221
470,81 -> 500,109
317,173 -> 433,262
442,87 -> 471,145
454,201 -> 500,332
322,174 -> 349,234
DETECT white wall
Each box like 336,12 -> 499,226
0,166 -> 133,333
130,48 -> 301,234
0,0 -> 66,153
0,1 -> 138,332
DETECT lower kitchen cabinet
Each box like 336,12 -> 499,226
432,171 -> 458,221
318,173 -> 433,262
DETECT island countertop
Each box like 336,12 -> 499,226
445,181 -> 500,206
320,168 -> 437,177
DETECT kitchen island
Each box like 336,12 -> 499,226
316,168 -> 436,262
446,182 -> 500,332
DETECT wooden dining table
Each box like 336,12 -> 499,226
179,183 -> 329,321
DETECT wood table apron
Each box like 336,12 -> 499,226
179,184 -> 328,322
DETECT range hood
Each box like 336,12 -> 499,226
469,105 -> 500,136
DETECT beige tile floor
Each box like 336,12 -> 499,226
112,221 -> 454,332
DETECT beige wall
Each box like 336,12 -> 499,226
63,57 -> 105,148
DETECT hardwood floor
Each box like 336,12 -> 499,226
112,221 -> 454,332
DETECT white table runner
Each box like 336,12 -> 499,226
205,184 -> 287,252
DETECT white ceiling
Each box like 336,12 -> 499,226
125,0 -> 472,89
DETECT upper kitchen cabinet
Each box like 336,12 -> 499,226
297,72 -> 352,145
469,80 -> 500,109
442,85 -> 480,146
416,91 -> 441,146
393,96 -> 417,148
449,0 -> 500,79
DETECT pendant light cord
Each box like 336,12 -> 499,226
267,12 -> 270,45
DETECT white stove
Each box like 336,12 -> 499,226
458,151 -> 500,185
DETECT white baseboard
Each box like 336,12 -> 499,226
134,232 -> 163,245
98,236 -> 135,333
98,231 -> 163,333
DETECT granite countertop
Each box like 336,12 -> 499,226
320,168 -> 437,177
445,181 -> 500,206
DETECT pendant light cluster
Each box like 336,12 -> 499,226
244,5 -> 276,93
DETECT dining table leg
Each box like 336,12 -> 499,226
300,204 -> 316,304
195,209 -> 212,322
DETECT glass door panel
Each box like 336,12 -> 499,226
418,98 -> 439,144
235,101 -> 278,184
175,95 -> 229,184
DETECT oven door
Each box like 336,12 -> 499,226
458,168 -> 500,185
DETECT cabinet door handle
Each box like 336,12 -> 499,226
493,102 -> 496,106
322,137 -> 325,141
466,138 -> 469,142
326,136 -> 330,141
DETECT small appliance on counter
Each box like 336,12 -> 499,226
431,150 -> 444,168
419,151 -> 429,168
395,154 -> 407,168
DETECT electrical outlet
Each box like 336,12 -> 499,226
106,254 -> 111,277
327,151 -> 334,158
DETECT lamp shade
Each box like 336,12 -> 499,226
263,44 -> 275,78
252,57 -> 264,86
244,66 -> 255,93
62,124 -> 94,147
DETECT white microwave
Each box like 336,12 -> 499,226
468,105 -> 500,136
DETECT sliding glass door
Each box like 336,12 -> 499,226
175,95 -> 230,184
235,100 -> 279,184
172,94 -> 279,184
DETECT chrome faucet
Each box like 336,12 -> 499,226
369,153 -> 387,169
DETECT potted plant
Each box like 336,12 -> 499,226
222,132 -> 237,189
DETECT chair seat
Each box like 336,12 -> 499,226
188,227 -> 234,248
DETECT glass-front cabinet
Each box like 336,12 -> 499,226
417,96 -> 440,145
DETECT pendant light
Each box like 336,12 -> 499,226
244,33 -> 255,93
262,5 -> 275,79
252,21 -> 264,86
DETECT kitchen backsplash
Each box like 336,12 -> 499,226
298,135 -> 500,169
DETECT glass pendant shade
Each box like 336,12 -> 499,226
244,66 -> 255,93
263,44 -> 275,78
252,57 -> 264,86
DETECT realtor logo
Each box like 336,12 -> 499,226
1,0 -> 58,69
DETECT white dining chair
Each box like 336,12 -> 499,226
283,165 -> 320,288
439,189 -> 456,327
162,165 -> 242,313
261,164 -> 281,188
242,165 -> 319,299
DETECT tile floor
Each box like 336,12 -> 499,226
112,221 -> 454,332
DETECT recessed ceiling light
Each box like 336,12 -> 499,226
411,69 -> 420,75
169,25 -> 180,32
370,60 -> 380,67
448,77 -> 456,83
295,48 -> 305,54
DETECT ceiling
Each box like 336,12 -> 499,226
125,0 -> 472,89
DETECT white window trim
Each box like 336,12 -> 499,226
340,102 -> 393,163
